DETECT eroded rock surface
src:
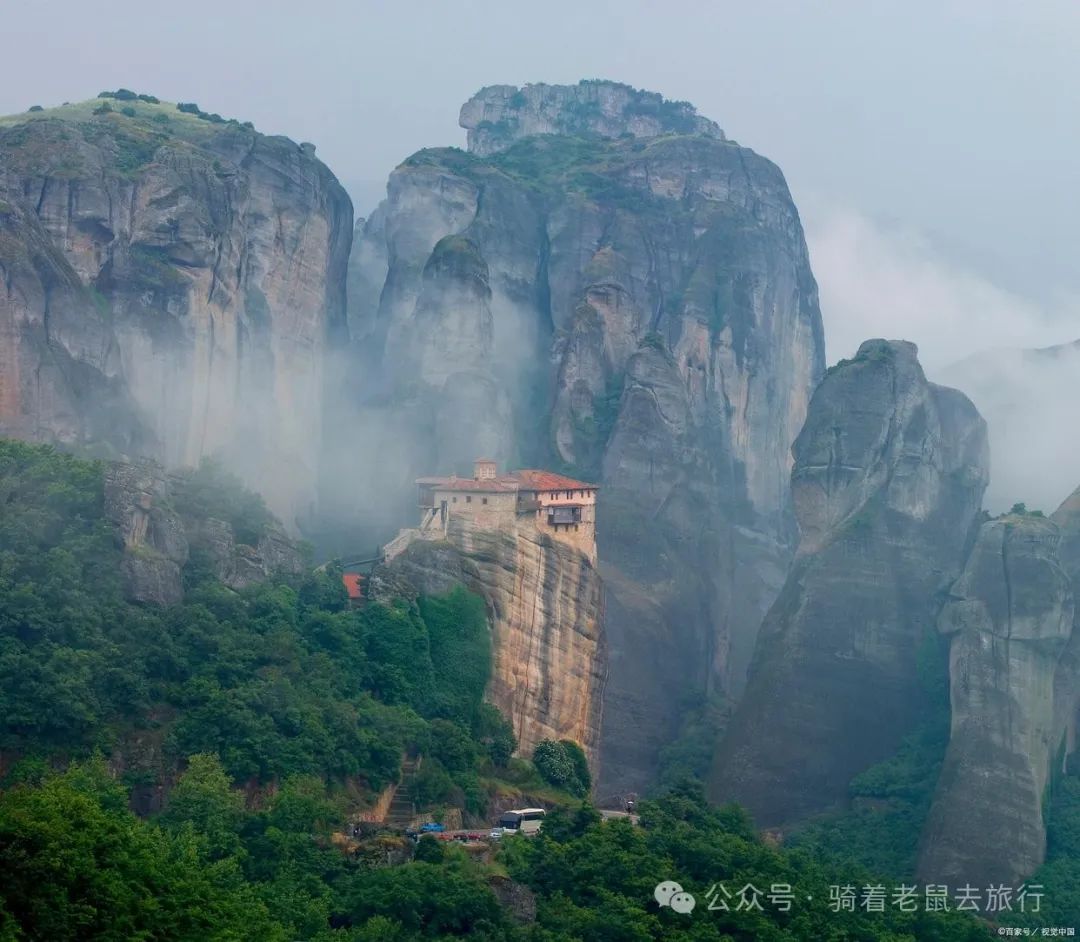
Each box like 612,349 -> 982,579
103,456 -> 303,605
0,100 -> 352,528
379,513 -> 605,763
104,460 -> 187,605
710,340 -> 989,826
917,515 -> 1074,887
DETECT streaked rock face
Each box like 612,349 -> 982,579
0,103 -> 352,528
917,515 -> 1074,888
346,82 -> 825,792
378,512 -> 605,761
710,340 -> 989,826
915,485 -> 1080,888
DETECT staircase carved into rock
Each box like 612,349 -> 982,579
383,755 -> 421,829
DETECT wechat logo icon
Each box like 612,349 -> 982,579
654,880 -> 696,914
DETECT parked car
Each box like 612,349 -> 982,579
419,822 -> 446,833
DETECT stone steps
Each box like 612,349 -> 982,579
382,757 -> 421,829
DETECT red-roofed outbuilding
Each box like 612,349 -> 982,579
342,572 -> 366,607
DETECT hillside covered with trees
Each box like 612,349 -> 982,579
0,440 -> 1001,939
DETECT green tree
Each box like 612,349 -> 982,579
160,753 -> 245,860
532,739 -> 590,797
420,587 -> 490,725
428,718 -> 479,773
413,834 -> 445,863
0,763 -> 280,941
337,862 -> 508,937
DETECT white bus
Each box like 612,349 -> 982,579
496,807 -> 546,836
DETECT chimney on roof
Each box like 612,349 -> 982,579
474,458 -> 497,480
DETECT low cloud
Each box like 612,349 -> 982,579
803,201 -> 1080,513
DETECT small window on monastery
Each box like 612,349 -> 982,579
452,497 -> 458,503
482,497 -> 488,505
466,495 -> 472,503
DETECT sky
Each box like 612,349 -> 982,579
2,0 -> 1078,478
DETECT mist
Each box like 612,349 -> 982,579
940,342 -> 1080,515
805,201 -> 1080,514
2,1 -> 1079,531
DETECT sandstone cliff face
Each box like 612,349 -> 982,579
376,514 -> 605,762
103,457 -> 304,606
710,340 -> 989,826
346,81 -> 824,791
917,515 -> 1074,888
0,100 -> 352,528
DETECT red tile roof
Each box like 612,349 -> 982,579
512,470 -> 598,492
342,572 -> 365,600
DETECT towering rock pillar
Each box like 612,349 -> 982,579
347,81 -> 825,792
710,340 -> 989,826
917,515 -> 1074,887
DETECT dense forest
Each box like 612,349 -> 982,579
0,438 -> 1056,939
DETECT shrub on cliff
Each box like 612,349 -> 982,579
532,739 -> 591,797
171,457 -> 275,547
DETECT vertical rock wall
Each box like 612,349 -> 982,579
379,512 -> 606,763
710,340 -> 989,826
0,102 -> 352,529
917,515 -> 1074,887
